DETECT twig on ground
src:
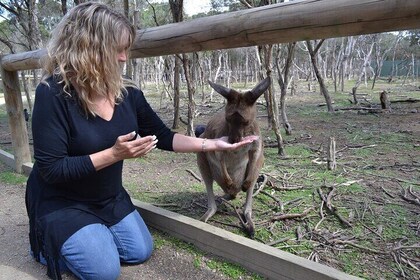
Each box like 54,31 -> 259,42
307,251 -> 320,262
152,203 -> 179,207
318,187 -> 352,227
185,169 -> 202,182
381,186 -> 395,198
401,186 -> 420,206
330,239 -> 382,254
266,237 -> 291,246
272,185 -> 304,191
391,252 -> 407,278
314,200 -> 325,231
270,207 -> 313,222
260,190 -> 283,210
360,222 -> 384,240
362,171 -> 420,186
220,198 -> 247,229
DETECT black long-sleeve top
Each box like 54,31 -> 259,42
25,76 -> 175,279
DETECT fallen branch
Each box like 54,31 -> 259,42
381,186 -> 395,198
318,187 -> 352,227
220,198 -> 248,230
152,203 -> 180,208
266,237 -> 291,246
330,239 -> 382,254
260,190 -> 283,208
408,186 -> 420,200
401,186 -> 420,206
390,98 -> 420,103
361,171 -> 420,186
270,207 -> 313,222
360,222 -> 384,240
334,106 -> 383,112
314,200 -> 325,231
347,144 -> 377,149
272,185 -> 304,191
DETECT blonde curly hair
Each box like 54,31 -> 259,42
42,2 -> 136,116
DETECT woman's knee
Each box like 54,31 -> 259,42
109,211 -> 154,264
124,237 -> 153,263
61,223 -> 121,280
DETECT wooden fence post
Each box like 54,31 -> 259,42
0,61 -> 32,173
327,137 -> 336,170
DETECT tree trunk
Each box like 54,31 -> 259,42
306,40 -> 334,112
182,54 -> 196,136
327,137 -> 336,170
257,44 -> 285,156
275,42 -> 295,136
20,71 -> 32,113
211,51 -> 223,101
380,91 -> 390,109
352,35 -> 375,104
169,0 -> 184,129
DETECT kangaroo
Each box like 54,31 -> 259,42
196,77 -> 270,237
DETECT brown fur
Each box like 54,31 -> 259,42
196,78 -> 270,237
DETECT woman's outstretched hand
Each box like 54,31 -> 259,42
214,135 -> 259,151
112,131 -> 158,160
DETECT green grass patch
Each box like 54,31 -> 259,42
206,259 -> 263,280
0,171 -> 27,185
152,230 -> 261,279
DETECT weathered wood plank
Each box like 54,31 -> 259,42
0,68 -> 32,173
132,0 -> 420,58
1,0 -> 420,71
133,199 -> 362,280
1,49 -> 46,73
0,149 -> 16,169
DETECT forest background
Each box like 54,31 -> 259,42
0,1 -> 419,280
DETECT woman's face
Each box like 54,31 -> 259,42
116,29 -> 131,63
117,50 -> 127,63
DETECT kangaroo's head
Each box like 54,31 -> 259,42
208,77 -> 271,143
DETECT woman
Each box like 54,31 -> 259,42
26,2 -> 257,280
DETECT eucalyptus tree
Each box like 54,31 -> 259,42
238,0 -> 284,155
0,0 -> 48,111
306,39 -> 334,112
351,35 -> 376,104
275,42 -> 295,135
169,0 -> 183,129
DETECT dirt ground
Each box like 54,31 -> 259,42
120,81 -> 420,280
0,79 -> 419,279
0,161 -> 238,280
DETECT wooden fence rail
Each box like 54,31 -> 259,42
2,0 -> 420,71
2,0 -> 420,172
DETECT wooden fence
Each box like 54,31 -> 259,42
2,0 -> 420,172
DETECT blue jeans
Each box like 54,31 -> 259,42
37,210 -> 153,280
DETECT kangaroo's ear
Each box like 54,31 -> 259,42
248,77 -> 271,103
208,80 -> 232,100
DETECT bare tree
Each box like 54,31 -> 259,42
275,42 -> 295,135
169,0 -> 183,129
251,0 -> 284,155
306,39 -> 334,112
372,34 -> 401,89
351,35 -> 376,104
